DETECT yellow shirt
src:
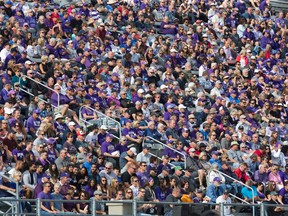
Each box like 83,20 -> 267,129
181,194 -> 193,203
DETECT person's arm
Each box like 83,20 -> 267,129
278,195 -> 284,205
41,201 -> 57,214
76,203 -> 89,214
0,184 -> 16,193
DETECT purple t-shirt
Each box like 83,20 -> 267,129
136,171 -> 148,187
97,133 -> 106,145
279,188 -> 288,204
12,149 -> 24,161
81,107 -> 94,119
26,116 -> 41,132
54,121 -> 67,133
37,191 -> 53,210
163,147 -> 177,159
101,141 -> 115,154
47,148 -> 57,164
122,128 -> 137,139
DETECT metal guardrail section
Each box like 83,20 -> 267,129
79,105 -> 122,139
0,173 -> 20,215
148,152 -> 177,169
19,75 -> 60,110
212,169 -> 255,216
0,198 -> 282,216
270,0 -> 288,11
144,136 -> 187,169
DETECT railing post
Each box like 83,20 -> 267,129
15,182 -> 19,214
260,202 -> 265,216
220,202 -> 224,216
37,198 -> 41,216
92,198 -> 96,216
132,199 -> 137,216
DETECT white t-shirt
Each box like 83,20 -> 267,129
216,196 -> 234,216
85,131 -> 98,145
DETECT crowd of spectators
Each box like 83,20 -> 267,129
0,0 -> 287,215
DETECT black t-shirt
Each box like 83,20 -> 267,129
121,171 -> 137,185
164,194 -> 180,214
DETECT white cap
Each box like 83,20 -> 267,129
170,48 -> 178,53
54,114 -> 63,120
160,84 -> 168,90
137,89 -> 145,94
129,147 -> 137,156
100,125 -> 108,130
68,121 -> 76,126
25,60 -> 32,65
179,104 -> 187,109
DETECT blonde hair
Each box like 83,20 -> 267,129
12,171 -> 22,181
41,55 -> 49,63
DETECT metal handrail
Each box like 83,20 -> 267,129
144,136 -> 187,168
229,193 -> 250,204
148,152 -> 176,168
79,105 -> 122,139
212,169 -> 255,216
0,173 -> 19,198
0,197 -> 282,215
19,75 -> 60,110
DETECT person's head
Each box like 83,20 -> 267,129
105,162 -> 113,174
127,162 -> 137,174
257,182 -> 264,191
80,191 -> 89,200
259,163 -> 268,173
42,182 -> 51,193
131,176 -> 139,186
172,187 -> 181,198
222,190 -> 229,200
268,181 -> 276,191
28,162 -> 36,172
138,187 -> 146,198
12,170 -> 22,182
54,183 -> 61,194
125,188 -> 133,199
270,191 -> 278,200
94,190 -> 103,200
271,164 -> 279,173
139,162 -> 147,171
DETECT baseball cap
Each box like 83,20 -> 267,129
174,166 -> 182,171
189,148 -> 196,153
213,177 -> 221,182
94,190 -> 103,195
77,130 -> 85,136
129,147 -> 137,156
68,121 -> 76,126
33,109 -> 40,114
60,172 -> 69,178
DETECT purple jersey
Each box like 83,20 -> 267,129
101,141 -> 115,154
136,171 -> 148,187
26,116 -> 41,132
47,148 -> 57,164
12,149 -> 24,161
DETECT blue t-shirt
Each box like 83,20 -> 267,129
51,193 -> 63,211
241,186 -> 257,200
